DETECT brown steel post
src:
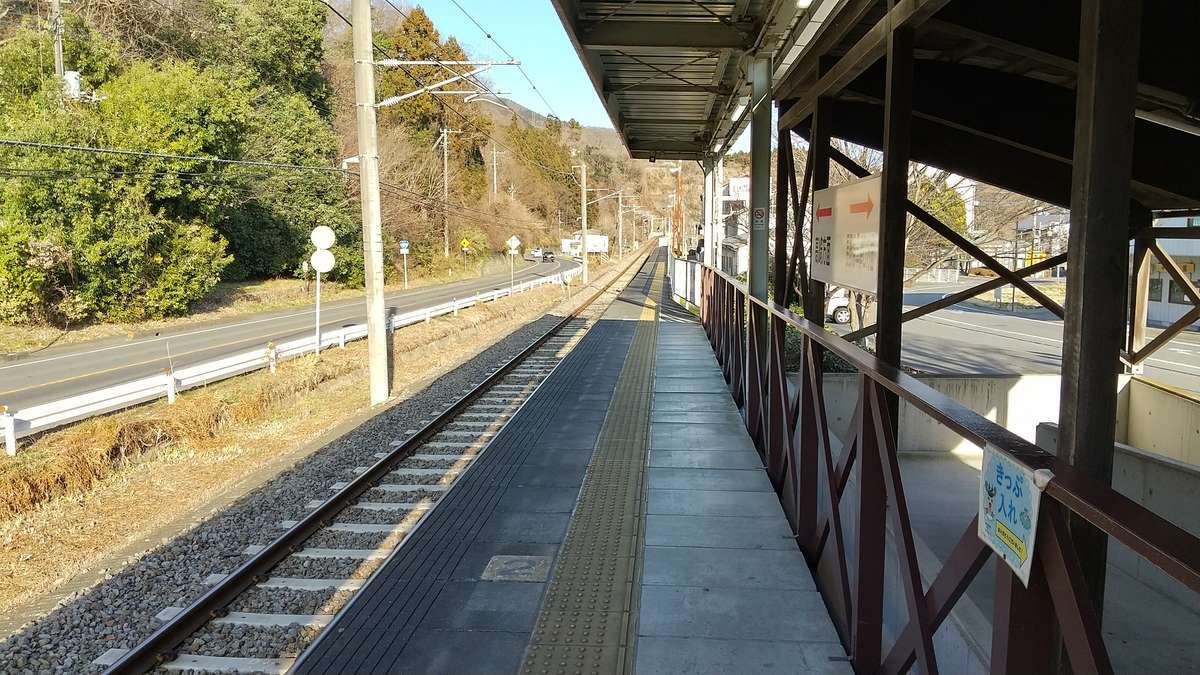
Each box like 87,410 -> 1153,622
1127,208 -> 1152,370
806,100 -> 832,323
774,120 -> 792,299
992,541 -> 1060,674
852,378 -> 886,671
876,22 -> 914,432
1057,0 -> 1143,619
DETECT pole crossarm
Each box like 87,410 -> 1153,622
826,145 -> 1066,318
376,66 -> 493,107
375,59 -> 519,67
841,253 -> 1067,342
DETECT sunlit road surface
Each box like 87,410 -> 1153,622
0,258 -> 578,410
894,280 -> 1200,392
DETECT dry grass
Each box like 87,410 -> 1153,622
969,281 -> 1066,311
0,282 -> 562,522
0,253 -> 630,618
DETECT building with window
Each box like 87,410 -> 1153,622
718,176 -> 750,276
1146,216 -> 1200,330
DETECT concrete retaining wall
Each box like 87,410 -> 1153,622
1125,378 -> 1200,466
820,373 -> 1068,455
1037,422 -> 1200,613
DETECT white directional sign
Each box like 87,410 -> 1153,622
507,235 -> 521,254
309,249 -> 335,274
310,225 -> 336,251
811,174 -> 881,294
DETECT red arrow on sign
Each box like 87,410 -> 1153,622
849,195 -> 874,217
815,206 -> 833,219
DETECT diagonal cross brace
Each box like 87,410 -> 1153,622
827,145 -> 1065,318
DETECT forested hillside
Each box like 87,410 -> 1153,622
0,1 -> 663,328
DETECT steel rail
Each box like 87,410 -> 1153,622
103,246 -> 654,674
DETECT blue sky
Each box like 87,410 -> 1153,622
412,1 -> 753,151
414,1 -> 614,128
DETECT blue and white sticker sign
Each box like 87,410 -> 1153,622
399,239 -> 409,254
978,445 -> 1048,586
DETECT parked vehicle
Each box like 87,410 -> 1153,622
827,288 -> 852,324
529,247 -> 543,259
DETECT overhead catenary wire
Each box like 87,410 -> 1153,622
365,0 -> 579,184
0,139 -> 348,173
444,0 -> 560,119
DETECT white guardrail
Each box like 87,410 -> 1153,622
0,268 -> 581,456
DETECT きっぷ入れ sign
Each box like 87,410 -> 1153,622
978,445 -> 1052,586
811,174 -> 881,294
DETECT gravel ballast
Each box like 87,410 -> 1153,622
0,310 -> 577,671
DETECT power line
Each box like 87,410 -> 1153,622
0,139 -> 347,173
367,0 -> 578,184
445,0 -> 559,119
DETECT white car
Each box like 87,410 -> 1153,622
826,288 -> 852,324
529,247 -> 543,259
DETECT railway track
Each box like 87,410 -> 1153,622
94,249 -> 653,674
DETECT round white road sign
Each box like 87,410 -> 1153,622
310,248 -> 335,274
311,225 -> 336,250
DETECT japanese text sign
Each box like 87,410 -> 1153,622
978,445 -> 1048,586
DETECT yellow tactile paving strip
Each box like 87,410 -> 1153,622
521,257 -> 662,675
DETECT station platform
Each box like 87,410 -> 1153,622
291,250 -> 849,674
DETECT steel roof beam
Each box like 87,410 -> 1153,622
579,20 -> 755,50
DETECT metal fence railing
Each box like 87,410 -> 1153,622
0,269 -> 580,456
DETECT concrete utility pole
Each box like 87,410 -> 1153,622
441,127 -> 450,257
491,143 -> 505,203
617,191 -> 624,260
350,0 -> 390,406
576,162 -> 589,284
51,0 -> 64,78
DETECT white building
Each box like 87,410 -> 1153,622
718,176 -> 750,276
1146,215 -> 1200,330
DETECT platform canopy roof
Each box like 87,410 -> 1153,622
555,0 -> 1200,210
550,0 -> 820,161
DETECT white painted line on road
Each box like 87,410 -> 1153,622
3,260 -> 571,370
915,313 -> 1200,373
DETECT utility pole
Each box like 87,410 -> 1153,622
441,126 -> 450,257
436,126 -> 461,257
351,0 -> 390,406
491,143 -> 505,203
618,193 -> 626,259
575,163 -> 589,284
556,209 -> 562,247
51,0 -> 64,79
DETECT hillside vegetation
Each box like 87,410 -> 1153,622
0,1 -> 663,330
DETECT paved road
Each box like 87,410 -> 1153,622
0,258 -> 579,410
895,280 -> 1200,391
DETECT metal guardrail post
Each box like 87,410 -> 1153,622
1,406 -> 15,457
267,343 -> 278,374
453,298 -> 459,317
338,329 -> 346,349
164,369 -> 177,404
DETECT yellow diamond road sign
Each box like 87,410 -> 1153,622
460,238 -> 471,249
